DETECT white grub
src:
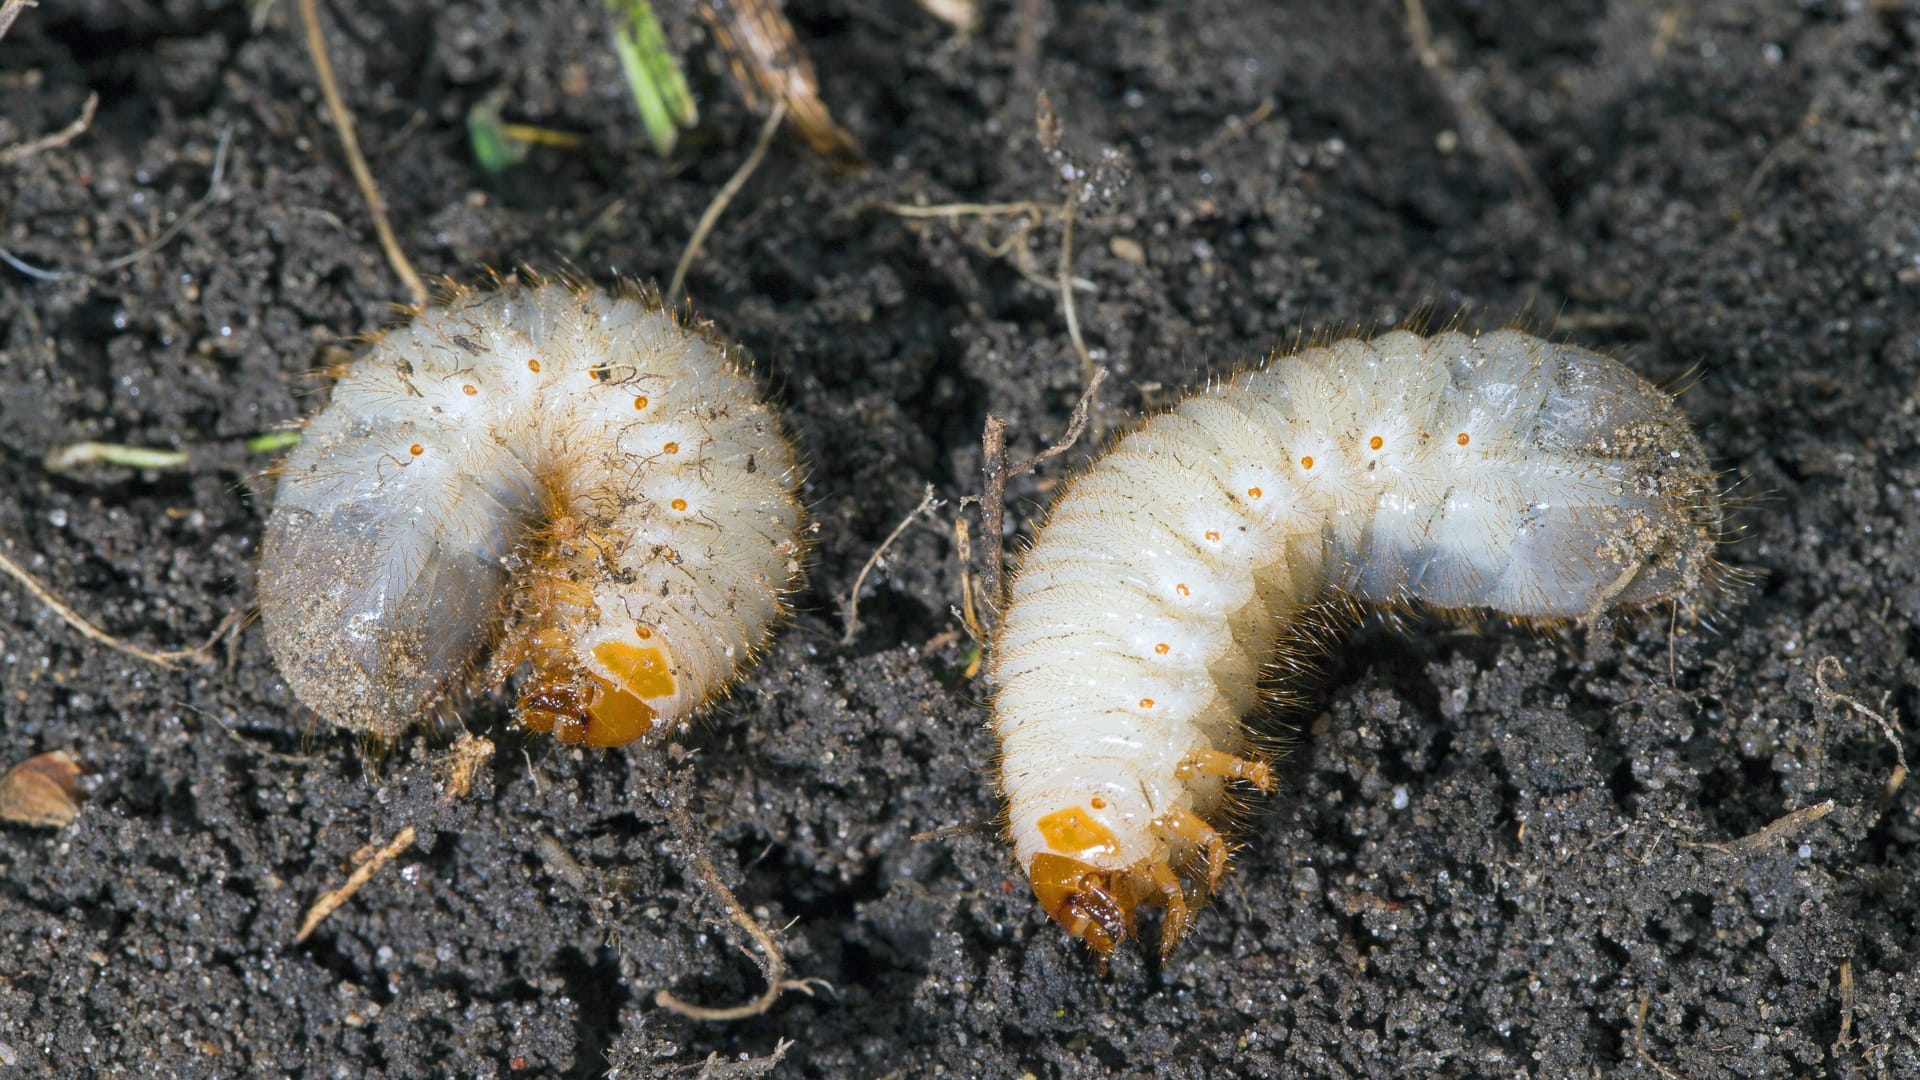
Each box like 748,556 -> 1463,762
991,329 -> 1727,957
259,278 -> 805,748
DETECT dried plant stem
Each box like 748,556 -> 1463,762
975,414 -> 1009,613
668,101 -> 786,304
297,0 -> 427,308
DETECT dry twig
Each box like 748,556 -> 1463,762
667,101 -> 786,304
952,515 -> 981,640
1835,957 -> 1855,1054
974,414 -> 1009,611
296,0 -> 427,308
293,825 -> 418,943
656,808 -> 829,1021
840,484 -> 939,645
0,91 -> 97,167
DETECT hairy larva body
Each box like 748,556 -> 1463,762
258,280 -> 805,747
991,329 -> 1725,957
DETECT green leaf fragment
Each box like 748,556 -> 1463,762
467,96 -> 531,176
606,0 -> 696,157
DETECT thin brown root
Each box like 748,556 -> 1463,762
655,809 -> 830,1021
1814,656 -> 1909,798
0,542 -> 238,670
1401,0 -> 1548,211
1007,366 -> 1106,477
297,0 -> 426,308
882,199 -> 1090,296
684,1038 -> 795,1079
1683,799 -> 1835,856
1834,957 -> 1855,1054
975,414 -> 1009,615
0,90 -> 97,167
293,825 -> 418,943
840,483 -> 938,646
1634,991 -> 1685,1080
1056,196 -> 1094,382
1,128 -> 232,282
667,101 -> 786,305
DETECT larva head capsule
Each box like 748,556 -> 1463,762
1026,852 -> 1135,956
1018,797 -> 1147,956
1007,784 -> 1235,959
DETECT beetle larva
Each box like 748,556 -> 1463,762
991,329 -> 1726,957
259,279 -> 805,747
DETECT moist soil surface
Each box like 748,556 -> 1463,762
3,1 -> 1919,1076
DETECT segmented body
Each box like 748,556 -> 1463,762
258,280 -> 805,747
991,329 -> 1724,956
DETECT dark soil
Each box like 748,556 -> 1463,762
4,0 -> 1918,1076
